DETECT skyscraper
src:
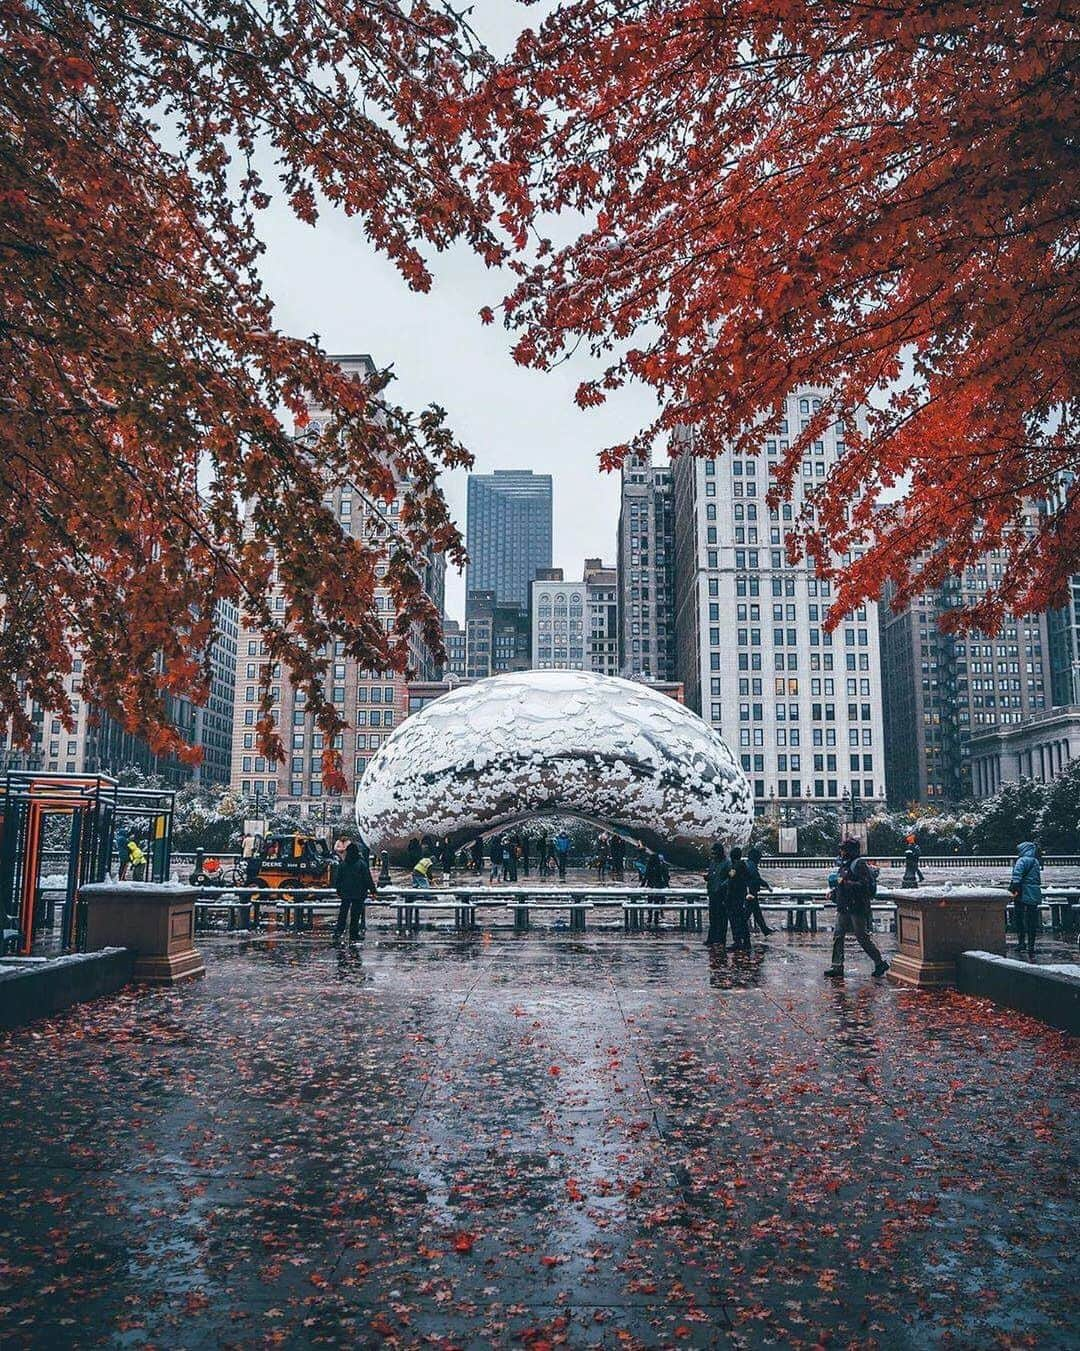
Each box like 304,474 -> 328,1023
879,574 -> 1051,803
229,354 -> 446,809
0,597 -> 238,786
465,470 -> 552,612
531,561 -> 618,674
671,389 -> 886,814
617,453 -> 676,681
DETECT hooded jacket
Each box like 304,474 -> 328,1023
1010,842 -> 1042,905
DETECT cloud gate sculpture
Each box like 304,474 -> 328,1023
355,670 -> 753,865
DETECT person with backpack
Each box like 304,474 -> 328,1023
1009,841 -> 1042,959
745,844 -> 775,935
824,838 -> 888,978
333,841 -> 377,944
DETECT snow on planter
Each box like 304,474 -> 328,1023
355,670 -> 753,865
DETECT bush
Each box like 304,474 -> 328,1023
969,778 -> 1047,854
1037,760 -> 1080,852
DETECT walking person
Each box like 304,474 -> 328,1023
489,835 -> 503,883
1009,840 -> 1042,959
724,847 -> 753,952
824,839 -> 888,978
333,841 -> 377,944
610,834 -> 626,882
537,831 -> 551,878
704,843 -> 730,947
596,831 -> 610,882
642,849 -> 670,926
471,837 -> 484,875
439,836 -> 455,882
745,844 -> 775,935
901,834 -> 925,888
553,829 -> 571,881
520,833 -> 530,877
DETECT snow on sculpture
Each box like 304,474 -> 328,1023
355,670 -> 753,865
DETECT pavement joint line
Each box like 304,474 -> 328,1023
604,969 -> 735,1331
326,946 -> 496,1279
751,944 -> 1024,1170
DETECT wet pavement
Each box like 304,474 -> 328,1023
0,927 -> 1076,1348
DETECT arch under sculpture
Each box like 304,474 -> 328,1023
355,670 -> 753,866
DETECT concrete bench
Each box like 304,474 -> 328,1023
505,899 -> 595,932
622,898 -> 706,932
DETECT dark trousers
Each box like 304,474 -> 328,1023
830,909 -> 883,968
728,899 -> 752,951
1017,902 -> 1039,952
556,854 -> 567,879
747,892 -> 771,933
335,896 -> 366,940
705,896 -> 729,946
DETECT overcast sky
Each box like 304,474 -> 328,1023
256,2 -> 658,623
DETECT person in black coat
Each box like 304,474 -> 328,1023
334,842 -> 377,943
704,842 -> 730,946
610,834 -> 626,881
725,848 -> 753,952
745,844 -> 775,935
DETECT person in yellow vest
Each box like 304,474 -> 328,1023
411,855 -> 435,889
126,839 -> 147,881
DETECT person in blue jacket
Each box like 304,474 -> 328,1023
1009,841 -> 1042,959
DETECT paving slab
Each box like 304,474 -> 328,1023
0,928 -> 1076,1348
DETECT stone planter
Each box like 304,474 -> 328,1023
81,883 -> 205,985
886,888 -> 1006,990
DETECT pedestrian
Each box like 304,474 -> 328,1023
824,839 -> 888,978
471,837 -> 484,874
610,834 -> 626,881
489,835 -> 503,883
1009,840 -> 1042,959
520,833 -> 530,877
439,836 -> 455,881
334,841 -> 377,944
412,853 -> 435,889
406,837 -> 422,870
553,829 -> 571,881
507,840 -> 520,883
642,849 -> 670,925
704,843 -> 730,946
900,842 -> 924,889
244,837 -> 261,882
537,831 -> 552,878
724,847 -> 753,952
745,844 -> 775,934
126,838 -> 147,881
596,831 -> 610,882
